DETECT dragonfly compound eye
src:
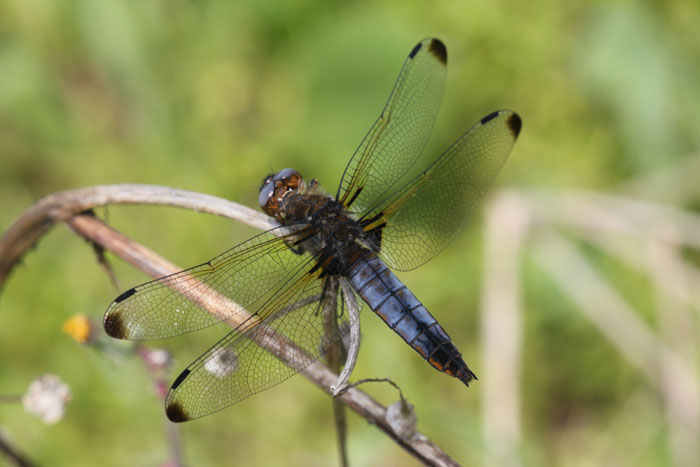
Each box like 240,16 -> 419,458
259,168 -> 304,217
274,168 -> 303,191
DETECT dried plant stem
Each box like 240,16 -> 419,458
524,189 -> 700,249
0,184 -> 275,287
532,229 -> 700,427
321,277 -> 348,467
481,188 -> 700,467
165,417 -> 185,467
0,431 -> 34,467
569,227 -> 700,313
337,377 -> 406,402
330,396 -> 348,467
332,279 -> 362,396
480,192 -> 529,467
646,227 -> 700,467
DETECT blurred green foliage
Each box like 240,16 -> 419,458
1,0 -> 699,466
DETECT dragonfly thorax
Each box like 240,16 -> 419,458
284,193 -> 370,271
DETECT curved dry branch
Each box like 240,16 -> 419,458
0,184 -> 276,287
1,185 -> 461,466
0,430 -> 34,467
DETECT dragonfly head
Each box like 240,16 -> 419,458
259,168 -> 304,219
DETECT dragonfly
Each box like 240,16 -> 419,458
104,38 -> 521,422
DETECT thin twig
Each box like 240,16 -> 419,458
0,431 -> 34,467
165,416 -> 185,467
339,378 -> 421,441
0,395 -> 22,403
330,394 -> 348,467
336,377 -> 406,402
135,347 -> 185,467
322,278 -> 349,467
331,279 -> 362,396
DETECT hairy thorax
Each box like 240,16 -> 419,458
279,192 -> 370,274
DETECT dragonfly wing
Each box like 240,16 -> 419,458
165,273 -> 354,422
103,225 -> 314,340
337,38 -> 447,213
369,110 -> 522,271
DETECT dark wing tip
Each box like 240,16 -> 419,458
507,112 -> 522,139
166,401 -> 190,423
103,311 -> 127,339
428,38 -> 447,65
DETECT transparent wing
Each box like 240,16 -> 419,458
367,110 -> 522,271
164,273 -> 356,422
103,225 -> 314,341
336,38 -> 447,213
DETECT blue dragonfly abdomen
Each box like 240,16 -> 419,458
347,250 -> 476,385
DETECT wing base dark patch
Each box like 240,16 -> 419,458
428,39 -> 447,64
506,112 -> 522,138
166,401 -> 190,423
103,312 -> 126,339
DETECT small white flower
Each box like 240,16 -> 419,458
22,374 -> 71,424
204,347 -> 238,378
139,348 -> 172,370
148,349 -> 171,366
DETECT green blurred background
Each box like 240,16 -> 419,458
1,1 -> 699,466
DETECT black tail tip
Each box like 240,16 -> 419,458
459,369 -> 478,387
